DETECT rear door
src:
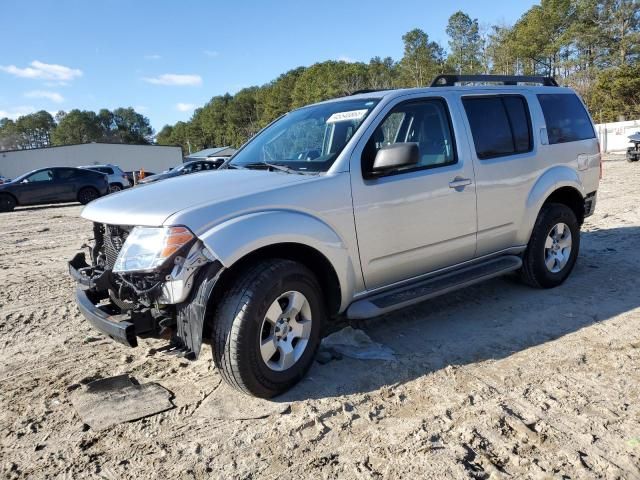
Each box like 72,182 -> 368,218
350,95 -> 477,290
53,168 -> 82,201
459,93 -> 537,257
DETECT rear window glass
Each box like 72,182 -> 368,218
537,94 -> 595,144
463,95 -> 532,159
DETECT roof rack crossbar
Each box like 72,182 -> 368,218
430,75 -> 558,87
349,88 -> 385,95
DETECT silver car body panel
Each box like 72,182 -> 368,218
80,84 -> 600,313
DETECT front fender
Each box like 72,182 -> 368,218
518,166 -> 585,244
198,210 -> 357,312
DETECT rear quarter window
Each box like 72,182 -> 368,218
462,95 -> 532,159
537,94 -> 595,144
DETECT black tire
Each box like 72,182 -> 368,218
520,203 -> 580,288
0,193 -> 16,212
78,187 -> 99,205
212,259 -> 325,398
108,183 -> 123,193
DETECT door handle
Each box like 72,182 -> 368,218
448,177 -> 472,189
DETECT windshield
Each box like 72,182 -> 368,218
229,98 -> 380,173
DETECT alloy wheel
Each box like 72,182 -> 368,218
259,290 -> 313,372
544,222 -> 572,273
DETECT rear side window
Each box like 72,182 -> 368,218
463,95 -> 532,159
537,94 -> 595,144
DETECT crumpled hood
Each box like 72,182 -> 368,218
81,169 -> 311,227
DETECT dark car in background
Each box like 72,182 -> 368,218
0,167 -> 109,212
138,159 -> 222,184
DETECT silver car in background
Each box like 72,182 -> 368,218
69,75 -> 601,398
79,163 -> 130,192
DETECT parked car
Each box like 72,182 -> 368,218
627,132 -> 640,162
79,164 -> 129,192
124,170 -> 157,186
0,167 -> 109,212
69,75 -> 600,398
0,175 -> 10,185
138,159 -> 223,184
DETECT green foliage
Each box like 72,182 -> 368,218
0,107 -> 153,151
590,63 -> 640,121
5,2 -> 637,154
446,11 -> 482,74
0,111 -> 55,150
399,29 -> 445,87
158,1 -> 637,153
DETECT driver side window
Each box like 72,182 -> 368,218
26,169 -> 54,182
362,99 -> 457,176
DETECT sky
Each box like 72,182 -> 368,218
0,0 -> 538,132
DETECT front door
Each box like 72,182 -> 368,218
351,97 -> 477,290
13,169 -> 57,205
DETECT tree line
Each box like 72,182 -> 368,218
0,107 -> 153,151
157,0 -> 639,154
1,0 -> 637,154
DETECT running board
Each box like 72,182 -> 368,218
347,255 -> 522,319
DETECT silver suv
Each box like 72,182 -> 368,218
79,164 -> 129,192
69,75 -> 600,398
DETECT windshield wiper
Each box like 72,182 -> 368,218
241,162 -> 303,174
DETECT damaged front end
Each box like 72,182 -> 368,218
69,223 -> 223,358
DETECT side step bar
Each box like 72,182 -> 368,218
347,255 -> 522,319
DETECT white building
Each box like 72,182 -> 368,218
595,119 -> 640,153
0,143 -> 183,179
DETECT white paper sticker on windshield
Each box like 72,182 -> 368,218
326,109 -> 368,123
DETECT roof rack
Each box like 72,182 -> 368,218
349,89 -> 385,95
430,75 -> 558,87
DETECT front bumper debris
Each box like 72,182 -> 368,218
69,238 -> 222,358
75,287 -> 139,347
69,254 -> 160,347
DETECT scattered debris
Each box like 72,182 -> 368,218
82,335 -> 101,344
321,326 -> 396,361
70,374 -> 174,430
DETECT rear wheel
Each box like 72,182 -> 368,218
520,203 -> 580,288
0,193 -> 16,212
108,183 -> 123,193
78,187 -> 99,205
212,259 -> 324,398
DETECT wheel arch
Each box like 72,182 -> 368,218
198,210 -> 358,315
0,191 -> 19,206
213,242 -> 342,318
520,166 -> 585,244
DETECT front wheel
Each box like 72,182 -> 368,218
212,259 -> 324,398
520,203 -> 580,288
0,193 -> 16,212
108,183 -> 123,193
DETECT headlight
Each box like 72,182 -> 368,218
113,226 -> 195,273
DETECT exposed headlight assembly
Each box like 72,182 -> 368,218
113,226 -> 195,273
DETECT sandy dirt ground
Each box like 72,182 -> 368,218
1,155 -> 639,479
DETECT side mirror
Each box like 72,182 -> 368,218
371,143 -> 419,175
